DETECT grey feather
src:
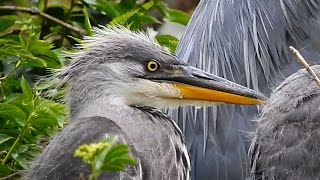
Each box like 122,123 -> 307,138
25,116 -> 142,180
249,65 -> 320,180
26,27 -> 191,180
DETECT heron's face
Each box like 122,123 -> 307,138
62,27 -> 266,108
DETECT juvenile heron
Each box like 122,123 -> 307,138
170,0 -> 320,179
250,65 -> 320,179
25,27 -> 265,180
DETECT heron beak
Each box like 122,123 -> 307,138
146,65 -> 266,105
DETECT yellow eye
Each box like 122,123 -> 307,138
146,60 -> 159,72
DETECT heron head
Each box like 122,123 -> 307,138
58,27 -> 266,109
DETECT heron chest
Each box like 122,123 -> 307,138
112,107 -> 190,180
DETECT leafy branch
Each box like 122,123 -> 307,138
0,6 -> 86,35
74,138 -> 137,180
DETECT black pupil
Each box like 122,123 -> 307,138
150,63 -> 157,69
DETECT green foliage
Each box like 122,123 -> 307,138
74,137 -> 136,180
0,76 -> 66,177
156,34 -> 179,53
0,0 -> 190,178
83,0 -> 190,30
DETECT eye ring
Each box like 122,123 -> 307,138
146,60 -> 160,72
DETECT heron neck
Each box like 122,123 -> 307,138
69,96 -> 136,122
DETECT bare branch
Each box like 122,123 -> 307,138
0,6 -> 86,35
289,46 -> 320,88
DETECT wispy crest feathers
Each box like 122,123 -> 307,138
52,26 -> 162,86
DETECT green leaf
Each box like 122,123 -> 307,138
0,134 -> 13,145
37,0 -> 46,11
101,163 -> 126,172
0,103 -> 28,126
34,98 -> 66,127
109,9 -> 139,27
12,153 -> 29,169
46,0 -> 72,12
141,1 -> 154,10
137,15 -> 161,24
120,0 -> 136,9
20,76 -> 33,101
94,145 -> 110,170
30,113 -> 59,132
67,36 -> 83,44
24,33 -> 60,68
83,0 -> 120,18
11,32 -> 61,68
165,9 -> 190,26
83,6 -> 93,35
114,156 -> 137,165
16,145 -> 28,154
19,32 -> 26,50
155,0 -> 169,17
15,0 -> 28,7
25,33 -> 52,55
0,44 -> 47,68
20,76 -> 35,112
0,39 -> 13,46
75,139 -> 136,175
0,15 -> 17,32
1,79 -> 20,96
19,53 -> 48,68
3,93 -> 32,114
104,144 -> 129,160
23,144 -> 41,158
155,35 -> 179,54
101,155 -> 136,172
0,164 -> 12,177
101,144 -> 136,172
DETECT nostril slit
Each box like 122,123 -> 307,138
192,74 -> 213,80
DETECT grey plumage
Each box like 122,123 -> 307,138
26,116 -> 142,179
249,65 -> 320,180
26,27 -> 265,179
169,0 -> 320,179
26,28 -> 191,180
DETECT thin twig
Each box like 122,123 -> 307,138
0,6 -> 86,35
289,46 -> 320,88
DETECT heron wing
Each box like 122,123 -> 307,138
25,116 -> 142,180
169,0 -> 320,179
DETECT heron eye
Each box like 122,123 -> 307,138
146,60 -> 159,72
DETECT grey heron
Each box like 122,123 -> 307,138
25,27 -> 265,180
170,0 -> 320,179
249,65 -> 320,179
